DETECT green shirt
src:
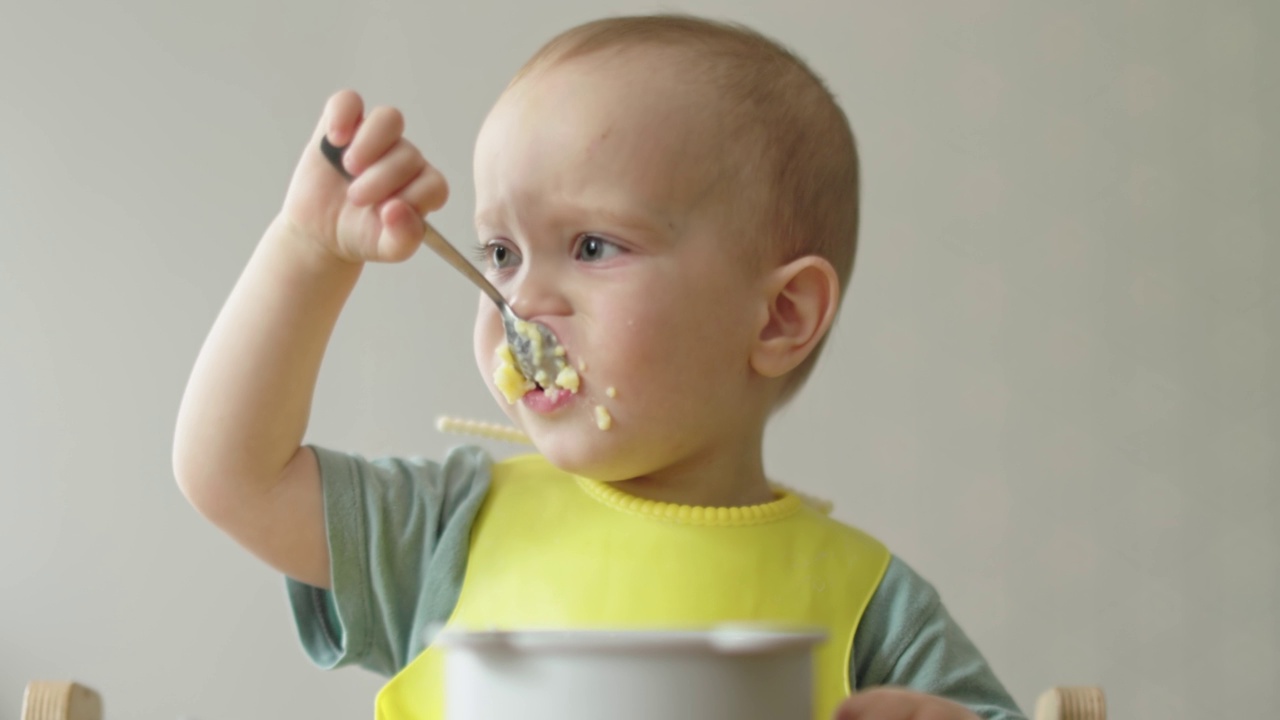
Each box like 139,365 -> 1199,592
287,445 -> 1025,720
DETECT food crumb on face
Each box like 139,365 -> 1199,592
555,366 -> 580,393
493,344 -> 534,404
594,405 -> 613,430
605,386 -> 617,398
578,358 -> 587,372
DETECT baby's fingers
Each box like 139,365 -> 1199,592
347,139 -> 426,207
342,106 -> 404,177
399,162 -> 450,216
321,90 -> 364,148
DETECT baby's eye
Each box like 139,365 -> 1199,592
492,245 -> 515,267
475,240 -> 521,270
574,234 -> 623,263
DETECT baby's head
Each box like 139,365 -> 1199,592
471,15 -> 859,485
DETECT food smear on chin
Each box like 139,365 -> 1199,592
594,405 -> 613,431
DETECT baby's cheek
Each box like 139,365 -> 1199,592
613,315 -> 671,365
472,307 -> 504,368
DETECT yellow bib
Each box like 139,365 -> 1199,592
376,454 -> 889,720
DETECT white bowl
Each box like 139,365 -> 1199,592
435,624 -> 826,720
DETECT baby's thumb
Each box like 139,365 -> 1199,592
377,198 -> 424,263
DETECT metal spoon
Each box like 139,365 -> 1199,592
319,136 -> 564,386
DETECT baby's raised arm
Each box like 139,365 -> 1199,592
172,90 -> 448,588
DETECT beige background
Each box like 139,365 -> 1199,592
2,1 -> 1276,718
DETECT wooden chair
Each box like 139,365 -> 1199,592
21,682 -> 101,720
22,680 -> 1105,719
1033,686 -> 1107,720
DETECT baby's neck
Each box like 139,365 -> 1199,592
607,447 -> 775,508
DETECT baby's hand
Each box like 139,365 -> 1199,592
833,688 -> 982,720
278,89 -> 449,264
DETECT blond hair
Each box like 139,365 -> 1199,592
515,15 -> 860,405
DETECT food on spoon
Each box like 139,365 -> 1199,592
494,335 -> 581,405
512,318 -> 546,363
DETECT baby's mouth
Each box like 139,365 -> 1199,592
493,341 -> 581,405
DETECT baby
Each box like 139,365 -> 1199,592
174,14 -> 1025,720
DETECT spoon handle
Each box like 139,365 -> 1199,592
419,222 -> 506,307
318,136 -> 507,308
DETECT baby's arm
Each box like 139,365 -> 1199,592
172,90 -> 447,588
845,558 -> 1026,720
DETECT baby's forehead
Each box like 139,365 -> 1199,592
518,54 -> 744,160
495,54 -> 731,155
514,48 -> 719,114
476,48 -> 766,233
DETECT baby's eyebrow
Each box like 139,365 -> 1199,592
474,206 -> 505,230
588,205 -> 667,235
474,202 -> 669,238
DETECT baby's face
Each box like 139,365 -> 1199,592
472,51 -> 769,482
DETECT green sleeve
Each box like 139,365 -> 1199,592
852,557 -> 1027,720
285,444 -> 491,677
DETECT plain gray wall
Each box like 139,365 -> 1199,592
2,1 -> 1276,718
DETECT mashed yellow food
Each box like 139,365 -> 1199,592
555,366 -> 580,393
493,338 -> 581,405
594,405 -> 613,430
494,344 -> 535,404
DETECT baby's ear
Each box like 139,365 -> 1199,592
750,255 -> 840,378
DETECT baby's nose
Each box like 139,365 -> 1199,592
508,267 -> 570,320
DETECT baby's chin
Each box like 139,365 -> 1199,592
531,430 -> 642,484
